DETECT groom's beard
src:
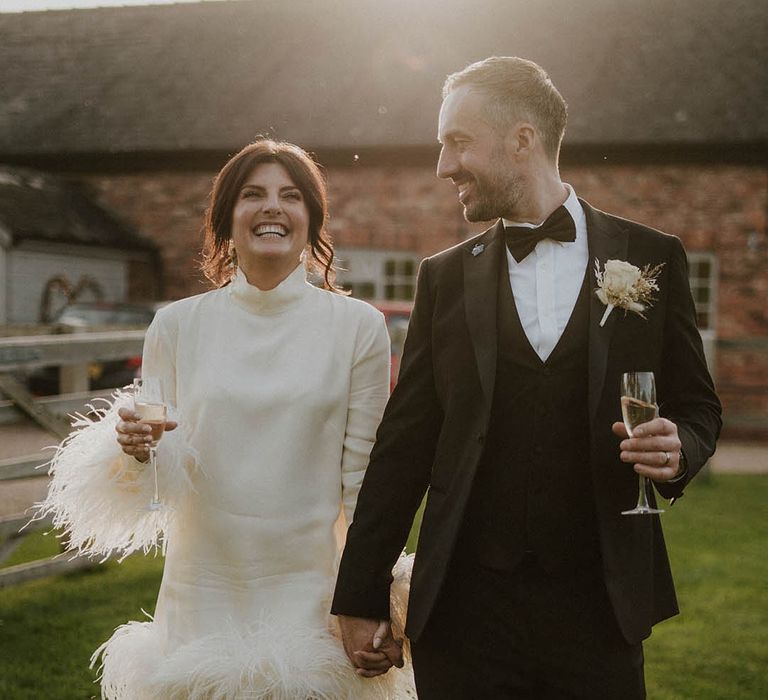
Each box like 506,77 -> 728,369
462,153 -> 526,223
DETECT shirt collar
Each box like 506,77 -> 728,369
502,183 -> 583,231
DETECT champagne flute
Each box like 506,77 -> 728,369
620,371 -> 664,516
133,377 -> 168,512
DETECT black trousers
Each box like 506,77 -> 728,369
411,554 -> 646,699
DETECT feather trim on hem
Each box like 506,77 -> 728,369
92,615 -> 416,700
31,389 -> 199,561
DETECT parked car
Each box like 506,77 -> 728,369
27,301 -> 157,396
53,301 -> 157,330
370,300 -> 413,392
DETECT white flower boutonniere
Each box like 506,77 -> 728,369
594,258 -> 664,327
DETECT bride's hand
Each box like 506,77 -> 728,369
338,616 -> 403,678
356,620 -> 404,677
116,407 -> 177,462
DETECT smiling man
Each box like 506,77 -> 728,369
332,56 -> 721,698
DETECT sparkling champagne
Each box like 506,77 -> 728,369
135,401 -> 167,447
619,371 -> 664,516
621,395 -> 657,436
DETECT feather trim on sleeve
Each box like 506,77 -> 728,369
32,389 -> 199,561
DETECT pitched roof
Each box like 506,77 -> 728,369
0,165 -> 156,249
0,0 -> 765,158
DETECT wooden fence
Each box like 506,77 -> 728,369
0,329 -> 144,586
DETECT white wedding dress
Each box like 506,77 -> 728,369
38,265 -> 415,699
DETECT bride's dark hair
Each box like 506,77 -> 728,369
201,139 -> 343,292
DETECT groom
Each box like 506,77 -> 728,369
332,56 -> 721,697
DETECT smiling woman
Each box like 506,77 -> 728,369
230,162 -> 311,289
35,138 -> 416,698
201,140 -> 342,294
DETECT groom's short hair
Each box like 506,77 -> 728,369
443,56 -> 568,161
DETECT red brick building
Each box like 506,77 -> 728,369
0,0 -> 766,438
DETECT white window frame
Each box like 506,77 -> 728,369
687,251 -> 717,373
687,251 -> 717,332
334,248 -> 420,301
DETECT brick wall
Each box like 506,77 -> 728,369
86,166 -> 478,299
85,163 -> 768,439
87,173 -> 212,300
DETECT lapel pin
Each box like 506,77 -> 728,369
471,243 -> 485,257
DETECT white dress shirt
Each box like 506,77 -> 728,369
502,185 -> 588,362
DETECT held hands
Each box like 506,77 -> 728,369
612,417 -> 683,483
337,615 -> 404,678
116,407 -> 177,462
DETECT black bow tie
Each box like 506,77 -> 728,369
504,205 -> 576,262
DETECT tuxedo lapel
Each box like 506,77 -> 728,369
462,221 -> 504,411
583,200 -> 629,425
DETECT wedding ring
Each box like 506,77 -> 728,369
661,451 -> 670,466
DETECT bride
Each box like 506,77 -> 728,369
37,139 -> 414,699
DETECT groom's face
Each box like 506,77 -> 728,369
437,86 -> 524,222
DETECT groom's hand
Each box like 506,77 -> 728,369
612,418 -> 683,482
338,615 -> 404,678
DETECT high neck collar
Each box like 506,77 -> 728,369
228,264 -> 310,314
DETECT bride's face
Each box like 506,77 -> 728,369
231,162 -> 310,281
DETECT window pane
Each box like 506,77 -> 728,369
349,282 -> 375,299
384,284 -> 396,300
403,260 -> 415,276
687,252 -> 716,333
384,260 -> 396,277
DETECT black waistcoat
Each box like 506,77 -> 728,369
456,254 -> 601,573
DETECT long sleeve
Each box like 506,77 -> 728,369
333,260 -> 444,619
33,312 -> 198,561
340,308 -> 391,525
140,306 -> 178,409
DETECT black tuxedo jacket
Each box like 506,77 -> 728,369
332,200 -> 722,645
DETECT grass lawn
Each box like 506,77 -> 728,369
642,474 -> 768,699
1,474 -> 766,699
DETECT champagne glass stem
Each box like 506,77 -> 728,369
636,475 -> 651,511
150,447 -> 161,507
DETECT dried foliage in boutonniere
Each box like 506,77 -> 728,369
594,258 -> 664,327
